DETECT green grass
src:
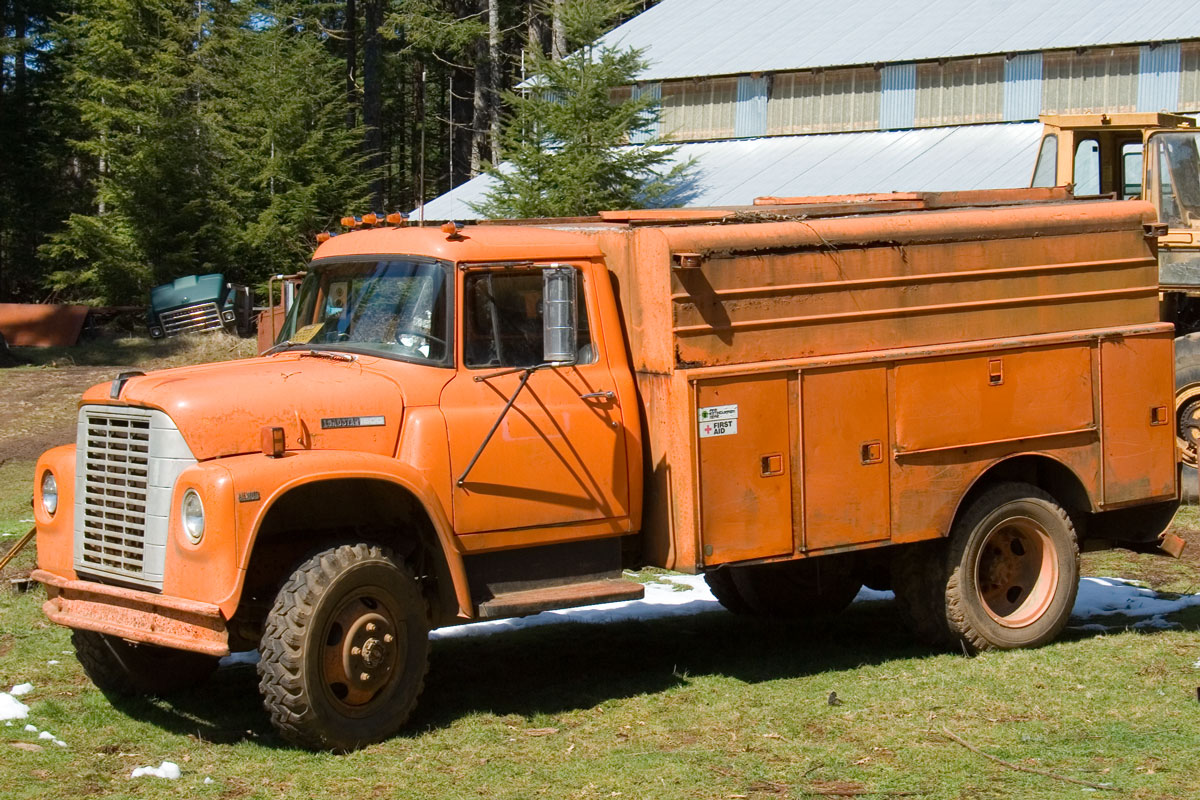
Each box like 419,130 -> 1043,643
4,338 -> 1200,797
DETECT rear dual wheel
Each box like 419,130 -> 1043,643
893,483 -> 1079,652
705,555 -> 862,618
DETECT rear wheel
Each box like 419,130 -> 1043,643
71,629 -> 218,696
257,544 -> 430,752
703,567 -> 753,615
944,483 -> 1079,652
1175,334 -> 1200,503
723,556 -> 862,619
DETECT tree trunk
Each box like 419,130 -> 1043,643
363,0 -> 383,208
551,0 -> 567,60
487,0 -> 501,164
470,1 -> 487,177
345,0 -> 357,130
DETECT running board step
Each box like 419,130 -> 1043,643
476,578 -> 645,620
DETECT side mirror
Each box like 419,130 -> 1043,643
542,266 -> 578,366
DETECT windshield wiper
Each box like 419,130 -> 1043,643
262,340 -> 298,355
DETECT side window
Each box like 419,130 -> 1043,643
1120,142 -> 1144,200
1031,134 -> 1058,188
463,270 -> 594,368
1073,138 -> 1101,195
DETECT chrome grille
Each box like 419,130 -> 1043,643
160,301 -> 223,336
74,406 -> 196,589
79,413 -> 151,575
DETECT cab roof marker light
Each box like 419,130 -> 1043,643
362,213 -> 379,226
386,212 -> 409,226
316,232 -> 332,243
442,221 -> 465,240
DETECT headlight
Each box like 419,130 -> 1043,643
40,471 -> 58,517
181,490 -> 205,544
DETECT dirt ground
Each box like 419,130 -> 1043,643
0,365 -> 123,462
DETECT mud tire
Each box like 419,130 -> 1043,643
726,557 -> 862,619
258,544 -> 430,752
1175,333 -> 1200,503
890,542 -> 952,646
703,567 -> 753,615
71,629 -> 218,696
944,483 -> 1079,653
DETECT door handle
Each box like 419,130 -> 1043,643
580,390 -> 615,400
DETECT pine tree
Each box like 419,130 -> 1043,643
472,0 -> 689,219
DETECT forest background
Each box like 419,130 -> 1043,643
0,0 -> 660,305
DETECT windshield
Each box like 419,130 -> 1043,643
1149,131 -> 1200,230
276,258 -> 452,365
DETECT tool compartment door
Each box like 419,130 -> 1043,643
801,365 -> 891,550
1100,333 -> 1176,504
696,374 -> 793,565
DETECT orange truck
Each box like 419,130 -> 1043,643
31,188 -> 1181,751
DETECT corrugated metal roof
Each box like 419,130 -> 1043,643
414,122 -> 1044,221
599,0 -> 1200,82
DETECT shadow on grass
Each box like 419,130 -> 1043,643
104,595 -> 1200,749
111,600 -> 938,748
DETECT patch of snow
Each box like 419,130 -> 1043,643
203,777 -> 214,784
37,731 -> 53,741
1072,577 -> 1200,620
0,693 -> 29,721
218,650 -> 260,667
131,762 -> 181,780
9,683 -> 32,697
854,587 -> 895,603
23,724 -> 36,733
46,660 -> 59,666
54,739 -> 66,747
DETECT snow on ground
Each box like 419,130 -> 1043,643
0,692 -> 29,721
131,762 -> 181,780
216,572 -> 1200,662
9,683 -> 32,697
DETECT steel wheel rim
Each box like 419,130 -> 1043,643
975,516 -> 1059,628
319,587 -> 406,714
1177,384 -> 1200,468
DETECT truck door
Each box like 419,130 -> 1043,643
442,265 -> 631,535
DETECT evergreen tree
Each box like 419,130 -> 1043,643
472,0 -> 688,218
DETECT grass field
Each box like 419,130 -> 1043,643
1,335 -> 1199,799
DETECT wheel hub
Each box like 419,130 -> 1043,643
1179,395 -> 1200,468
975,517 -> 1058,628
321,596 -> 407,709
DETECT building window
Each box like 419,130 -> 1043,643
914,57 -> 1004,127
767,68 -> 880,134
659,77 -> 737,141
1042,47 -> 1138,114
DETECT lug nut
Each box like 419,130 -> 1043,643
351,646 -> 361,655
366,623 -> 376,632
384,634 -> 394,643
360,672 -> 370,681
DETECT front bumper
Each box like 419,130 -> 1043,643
33,569 -> 230,657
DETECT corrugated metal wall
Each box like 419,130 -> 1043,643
660,77 -> 738,141
629,83 -> 662,143
915,57 -> 1003,126
1138,43 -> 1181,112
647,42 -> 1200,142
734,76 -> 769,137
1003,53 -> 1043,121
766,68 -> 880,135
1042,47 -> 1139,114
880,64 -> 917,129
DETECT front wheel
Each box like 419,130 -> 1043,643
944,483 -> 1079,652
257,544 -> 430,751
71,629 -> 218,696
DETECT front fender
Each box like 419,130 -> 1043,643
210,450 -> 467,620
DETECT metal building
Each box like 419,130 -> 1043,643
420,0 -> 1200,219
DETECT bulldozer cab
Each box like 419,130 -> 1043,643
1034,112 -> 1200,289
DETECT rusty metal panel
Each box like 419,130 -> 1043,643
666,210 -> 1158,367
801,365 -> 890,550
1100,332 -> 1177,505
0,303 -> 89,347
894,344 -> 1094,454
697,373 -> 792,565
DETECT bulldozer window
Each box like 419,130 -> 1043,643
1073,138 -> 1101,195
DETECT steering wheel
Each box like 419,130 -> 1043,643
393,326 -> 447,355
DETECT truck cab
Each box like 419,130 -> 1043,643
1033,112 -> 1200,491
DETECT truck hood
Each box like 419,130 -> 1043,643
86,354 -> 431,460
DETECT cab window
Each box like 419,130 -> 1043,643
463,270 -> 594,368
1120,141 -> 1144,200
1031,134 -> 1058,187
1073,138 -> 1101,195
